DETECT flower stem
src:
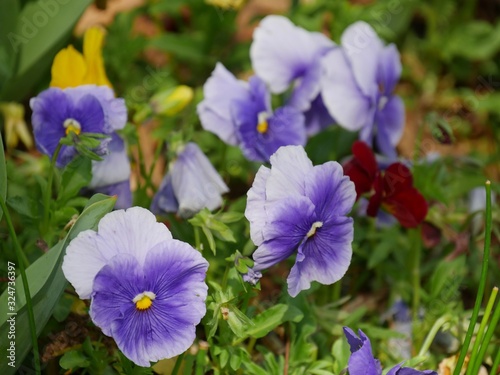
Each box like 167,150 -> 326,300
467,287 -> 498,375
171,352 -> 185,375
469,296 -> 500,375
411,228 -> 422,322
418,314 -> 452,357
489,347 -> 500,375
41,143 -> 62,242
453,181 -> 492,375
0,195 -> 40,374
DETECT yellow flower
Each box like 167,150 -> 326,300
0,102 -> 33,149
50,26 -> 112,89
205,0 -> 244,10
150,85 -> 194,116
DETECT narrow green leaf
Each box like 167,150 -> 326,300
0,133 -> 6,221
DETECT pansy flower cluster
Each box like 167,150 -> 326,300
198,16 -> 404,162
62,207 -> 209,367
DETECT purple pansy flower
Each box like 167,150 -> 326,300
197,63 -> 306,162
244,145 -> 355,297
343,327 -> 437,375
321,21 -> 405,157
62,207 -> 208,366
89,133 -> 132,209
250,15 -> 336,135
30,85 -> 126,166
151,142 -> 229,218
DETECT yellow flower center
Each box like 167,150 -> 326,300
256,112 -> 269,134
306,221 -> 323,238
132,291 -> 156,311
63,118 -> 81,135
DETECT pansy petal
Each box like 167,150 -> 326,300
171,143 -> 229,218
50,45 -> 87,88
151,172 -> 179,214
30,88 -> 70,157
305,161 -> 356,219
321,49 -> 374,131
287,60 -> 322,112
303,94 -> 335,136
72,94 -> 106,134
89,254 -> 142,336
253,196 -> 316,271
197,63 -> 249,145
343,141 -> 378,198
287,215 -> 353,297
251,15 -> 334,93
387,365 -> 437,375
377,44 -> 402,95
90,133 -> 130,188
265,145 -> 313,200
383,163 -> 413,195
341,21 -> 383,99
82,26 -> 113,88
375,95 -> 405,158
93,180 -> 132,210
384,188 -> 428,228
343,328 -> 382,375
245,166 -> 271,246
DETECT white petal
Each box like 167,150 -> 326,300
245,166 -> 271,245
62,207 -> 172,299
265,145 -> 313,201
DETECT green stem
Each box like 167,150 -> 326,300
331,281 -> 341,303
41,143 -> 62,241
418,314 -> 452,357
194,226 -> 201,251
489,347 -> 500,375
470,298 -> 500,375
411,228 -> 422,322
171,352 -> 185,375
0,196 -> 40,374
453,181 -> 492,375
467,287 -> 498,375
146,138 -> 165,191
195,345 -> 207,375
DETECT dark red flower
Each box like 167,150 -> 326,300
343,141 -> 428,228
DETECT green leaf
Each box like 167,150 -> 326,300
57,156 -> 92,204
238,304 -> 304,341
223,303 -> 254,338
0,133 -> 6,221
0,195 -> 116,374
6,195 -> 40,219
60,350 -> 90,370
367,240 -> 393,269
3,0 -> 92,100
0,0 -> 20,96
